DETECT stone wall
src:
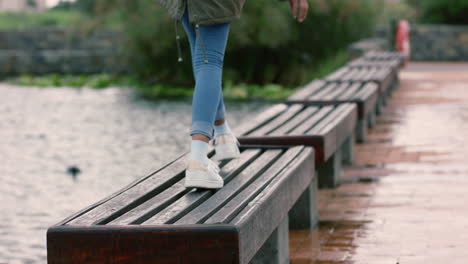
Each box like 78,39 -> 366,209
355,24 -> 468,61
410,24 -> 468,61
0,27 -> 125,77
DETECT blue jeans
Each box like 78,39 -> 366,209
181,9 -> 231,139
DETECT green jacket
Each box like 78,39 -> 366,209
157,0 -> 247,26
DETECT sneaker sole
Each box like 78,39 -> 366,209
215,151 -> 240,161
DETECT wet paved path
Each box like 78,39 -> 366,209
290,63 -> 468,264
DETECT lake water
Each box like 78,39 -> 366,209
0,83 -> 270,263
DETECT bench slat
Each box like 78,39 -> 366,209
336,82 -> 361,100
308,104 -> 351,135
234,104 -> 288,136
320,83 -> 349,100
249,104 -> 303,136
204,146 -> 304,224
67,156 -> 188,226
270,106 -> 321,135
313,83 -> 342,100
286,106 -> 335,135
231,146 -> 314,264
306,105 -> 354,159
174,149 -> 283,225
108,151 -> 262,225
140,149 -> 263,225
287,80 -> 326,102
325,67 -> 348,81
307,83 -> 338,100
107,179 -> 189,225
353,82 -> 379,117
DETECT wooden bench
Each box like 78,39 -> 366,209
363,50 -> 406,68
47,145 -> 318,264
325,66 -> 394,114
347,56 -> 400,72
286,80 -> 379,142
235,103 -> 357,189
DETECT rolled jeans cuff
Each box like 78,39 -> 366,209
191,121 -> 214,139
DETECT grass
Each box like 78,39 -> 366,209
308,49 -> 349,80
0,10 -> 83,30
12,74 -> 129,88
8,49 -> 348,101
10,74 -> 294,101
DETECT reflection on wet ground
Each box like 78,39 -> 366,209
0,84 -> 269,263
290,63 -> 468,264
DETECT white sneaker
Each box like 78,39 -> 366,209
185,159 -> 224,189
207,159 -> 220,173
213,133 -> 241,161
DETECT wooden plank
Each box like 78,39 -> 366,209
67,155 -> 189,226
54,153 -> 186,226
335,82 -> 360,100
338,68 -> 355,82
238,135 -> 324,162
373,69 -> 392,93
359,68 -> 377,82
353,83 -> 379,118
269,106 -> 320,135
287,80 -> 326,102
352,69 -> 370,82
47,225 -> 239,264
287,106 -> 335,136
108,150 -> 262,225
249,104 -> 303,136
307,83 -> 338,100
305,105 -> 349,161
140,149 -> 263,225
309,104 -> 356,162
231,147 -> 314,264
234,104 -> 287,136
333,104 -> 358,140
205,146 -> 305,224
308,105 -> 350,135
107,179 -> 188,225
317,83 -> 347,100
325,67 -> 349,81
174,149 -> 283,225
369,68 -> 383,82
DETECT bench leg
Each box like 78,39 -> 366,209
249,216 -> 289,264
341,133 -> 355,166
288,177 -> 319,229
316,148 -> 342,188
382,94 -> 388,106
356,118 -> 368,143
367,111 -> 376,129
376,97 -> 384,115
386,88 -> 392,101
391,72 -> 400,92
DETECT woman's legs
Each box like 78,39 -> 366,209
181,9 -> 230,141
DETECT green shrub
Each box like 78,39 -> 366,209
86,0 -> 380,87
407,0 -> 468,25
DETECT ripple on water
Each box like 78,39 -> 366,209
0,84 -> 271,262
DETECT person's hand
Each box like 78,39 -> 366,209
288,0 -> 308,22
